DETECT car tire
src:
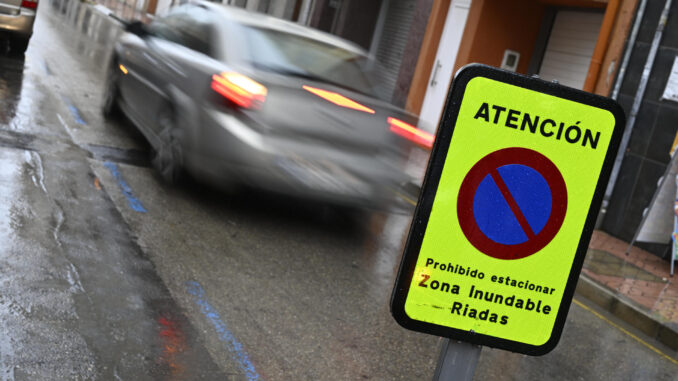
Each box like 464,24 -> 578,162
102,61 -> 122,119
10,36 -> 29,54
152,107 -> 184,184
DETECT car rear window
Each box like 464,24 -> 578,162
241,26 -> 382,97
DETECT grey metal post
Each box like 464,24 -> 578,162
672,218 -> 675,276
673,175 -> 678,276
432,339 -> 481,381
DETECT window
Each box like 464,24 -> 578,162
148,5 -> 214,57
241,26 -> 381,97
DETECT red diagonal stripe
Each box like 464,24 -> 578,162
490,169 -> 536,240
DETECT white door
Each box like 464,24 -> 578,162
538,10 -> 604,89
418,0 -> 471,133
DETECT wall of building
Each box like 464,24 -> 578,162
309,0 -> 342,34
392,0 -> 434,108
593,0 -> 639,95
333,1 -> 382,50
308,0 -> 383,50
454,0 -> 545,74
223,0 -> 300,20
602,1 -> 678,256
372,0 -> 418,101
268,0 -> 296,19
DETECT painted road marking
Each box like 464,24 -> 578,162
186,281 -> 261,381
103,162 -> 147,213
573,298 -> 678,366
457,147 -> 567,260
394,189 -> 417,206
61,96 -> 86,125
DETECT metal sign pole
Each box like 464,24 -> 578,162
432,338 -> 481,381
672,217 -> 676,276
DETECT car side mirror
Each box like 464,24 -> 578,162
125,21 -> 148,37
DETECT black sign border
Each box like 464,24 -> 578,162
390,64 -> 626,356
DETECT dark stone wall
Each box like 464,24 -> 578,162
602,1 -> 678,257
335,1 -> 383,50
391,0 -> 433,108
308,0 -> 382,50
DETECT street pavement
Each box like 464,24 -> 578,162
0,0 -> 675,379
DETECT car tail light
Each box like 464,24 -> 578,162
388,117 -> 434,149
302,85 -> 375,114
21,0 -> 37,9
211,72 -> 267,110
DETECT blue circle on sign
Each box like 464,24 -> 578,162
472,164 -> 552,245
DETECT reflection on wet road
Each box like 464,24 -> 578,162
0,56 -> 23,126
0,1 -> 225,379
0,0 -> 675,379
0,145 -> 226,379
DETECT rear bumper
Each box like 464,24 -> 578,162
186,109 -> 412,210
0,8 -> 36,37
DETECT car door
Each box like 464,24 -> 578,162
115,15 -> 180,134
117,10 -> 186,137
141,5 -> 217,136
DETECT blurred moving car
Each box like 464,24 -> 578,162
103,1 -> 433,210
0,0 -> 37,53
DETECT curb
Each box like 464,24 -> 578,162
576,274 -> 678,351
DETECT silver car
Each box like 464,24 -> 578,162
0,0 -> 37,53
103,2 -> 432,210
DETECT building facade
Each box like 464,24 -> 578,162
217,0 -> 678,257
600,0 -> 678,256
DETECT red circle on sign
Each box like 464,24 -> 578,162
457,148 -> 567,260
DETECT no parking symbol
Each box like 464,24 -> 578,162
458,147 -> 567,260
391,65 -> 625,356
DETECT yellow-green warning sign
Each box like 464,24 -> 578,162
391,65 -> 625,355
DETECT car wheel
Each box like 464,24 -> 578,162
102,61 -> 122,119
10,36 -> 29,54
152,107 -> 184,184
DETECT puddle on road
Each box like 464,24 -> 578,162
0,126 -> 149,167
0,55 -> 25,125
583,249 -> 666,283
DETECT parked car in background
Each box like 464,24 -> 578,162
103,1 -> 433,211
0,0 -> 37,53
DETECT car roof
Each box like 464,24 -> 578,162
193,1 -> 368,56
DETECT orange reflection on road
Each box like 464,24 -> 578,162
158,316 -> 186,378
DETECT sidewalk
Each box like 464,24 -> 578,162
578,230 -> 678,350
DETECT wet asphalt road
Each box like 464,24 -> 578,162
0,1 -> 676,380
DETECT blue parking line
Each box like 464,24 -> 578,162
103,161 -> 147,213
61,96 -> 86,125
186,281 -> 261,381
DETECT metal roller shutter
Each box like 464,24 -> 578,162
538,10 -> 604,89
373,0 -> 416,100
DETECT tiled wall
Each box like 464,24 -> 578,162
602,1 -> 678,257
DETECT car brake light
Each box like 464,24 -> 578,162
211,72 -> 267,110
388,117 -> 434,149
21,0 -> 37,9
302,85 -> 375,114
